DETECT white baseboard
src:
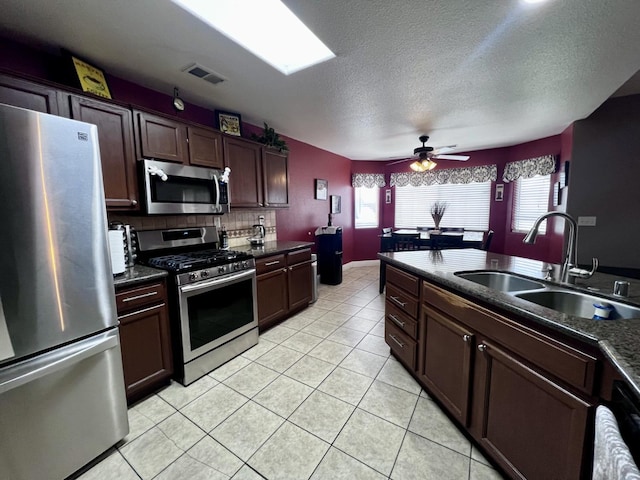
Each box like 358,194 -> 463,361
343,260 -> 380,270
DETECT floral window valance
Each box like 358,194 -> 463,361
352,173 -> 386,188
502,155 -> 556,183
390,164 -> 497,187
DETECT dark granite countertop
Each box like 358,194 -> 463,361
113,264 -> 168,289
378,249 -> 640,398
234,240 -> 314,258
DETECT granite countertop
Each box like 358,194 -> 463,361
378,249 -> 640,398
234,240 -> 315,258
113,264 -> 168,288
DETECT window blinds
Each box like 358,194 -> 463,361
511,175 -> 551,233
394,182 -> 491,230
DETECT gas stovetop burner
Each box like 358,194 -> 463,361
147,249 -> 252,273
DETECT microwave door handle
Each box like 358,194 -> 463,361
212,173 -> 220,211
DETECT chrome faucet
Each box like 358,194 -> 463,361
522,212 -> 598,284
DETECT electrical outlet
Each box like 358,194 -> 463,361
577,216 -> 597,226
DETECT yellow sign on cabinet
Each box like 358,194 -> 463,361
72,56 -> 112,99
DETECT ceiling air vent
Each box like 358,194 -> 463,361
182,63 -> 226,85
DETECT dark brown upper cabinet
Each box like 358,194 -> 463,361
262,148 -> 289,207
69,95 -> 139,210
136,111 -> 189,164
187,126 -> 223,169
0,73 -> 61,115
223,136 -> 264,208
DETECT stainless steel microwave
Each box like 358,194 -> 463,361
142,158 -> 230,215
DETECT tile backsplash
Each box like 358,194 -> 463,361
108,209 -> 277,247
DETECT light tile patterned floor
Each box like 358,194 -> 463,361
78,265 -> 507,480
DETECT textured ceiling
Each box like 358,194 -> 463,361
1,0 -> 639,160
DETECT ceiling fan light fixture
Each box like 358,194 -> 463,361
409,159 -> 437,172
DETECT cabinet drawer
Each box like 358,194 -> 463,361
287,248 -> 311,266
385,319 -> 417,370
423,281 -> 597,394
386,283 -> 419,319
116,282 -> 165,313
256,254 -> 286,275
387,265 -> 420,297
385,301 -> 418,339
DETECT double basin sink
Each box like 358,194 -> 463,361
455,271 -> 640,320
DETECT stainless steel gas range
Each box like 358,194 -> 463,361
137,227 -> 258,385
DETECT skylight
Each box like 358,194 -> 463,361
172,0 -> 336,75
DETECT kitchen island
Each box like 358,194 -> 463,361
378,248 -> 640,479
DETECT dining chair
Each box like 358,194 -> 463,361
441,227 -> 464,232
392,233 -> 419,251
482,230 -> 494,251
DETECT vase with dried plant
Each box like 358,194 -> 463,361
430,201 -> 447,231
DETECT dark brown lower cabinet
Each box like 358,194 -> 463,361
472,340 -> 590,480
412,278 -> 598,480
116,280 -> 173,403
256,249 -> 312,330
420,307 -> 474,426
257,267 -> 288,328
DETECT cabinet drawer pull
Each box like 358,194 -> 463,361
265,260 -> 280,266
389,296 -> 407,308
122,291 -> 158,302
389,334 -> 405,348
388,314 -> 405,328
282,268 -> 288,273
477,344 -> 487,352
462,334 -> 471,343
130,199 -> 138,206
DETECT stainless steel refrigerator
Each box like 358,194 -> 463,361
0,104 -> 128,479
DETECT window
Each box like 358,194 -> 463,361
354,187 -> 379,228
394,182 -> 491,229
511,175 -> 551,233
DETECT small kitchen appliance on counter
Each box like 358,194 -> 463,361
248,224 -> 266,246
0,104 -> 128,480
137,226 -> 257,385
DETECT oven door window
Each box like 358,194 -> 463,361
151,175 -> 215,204
185,277 -> 255,352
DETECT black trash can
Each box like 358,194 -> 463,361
315,226 -> 343,285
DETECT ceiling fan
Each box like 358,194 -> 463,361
388,135 -> 470,171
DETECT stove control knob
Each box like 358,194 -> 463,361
189,273 -> 198,281
201,270 -> 209,278
234,262 -> 241,271
243,260 -> 250,268
218,266 -> 225,274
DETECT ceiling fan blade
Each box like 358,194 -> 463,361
433,154 -> 470,161
385,158 -> 412,166
432,145 -> 457,155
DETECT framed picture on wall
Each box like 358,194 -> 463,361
65,51 -> 112,99
330,195 -> 341,214
495,184 -> 504,201
315,179 -> 328,200
215,110 -> 243,136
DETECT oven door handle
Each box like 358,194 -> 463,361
179,269 -> 255,293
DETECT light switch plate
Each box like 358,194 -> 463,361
578,216 -> 597,226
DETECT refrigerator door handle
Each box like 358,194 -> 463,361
0,331 -> 119,395
0,297 -> 15,363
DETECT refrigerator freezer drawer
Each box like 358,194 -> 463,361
0,329 -> 128,480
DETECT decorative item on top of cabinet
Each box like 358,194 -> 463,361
116,279 -> 173,404
0,73 -> 61,115
256,248 -> 313,330
68,94 -> 139,210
